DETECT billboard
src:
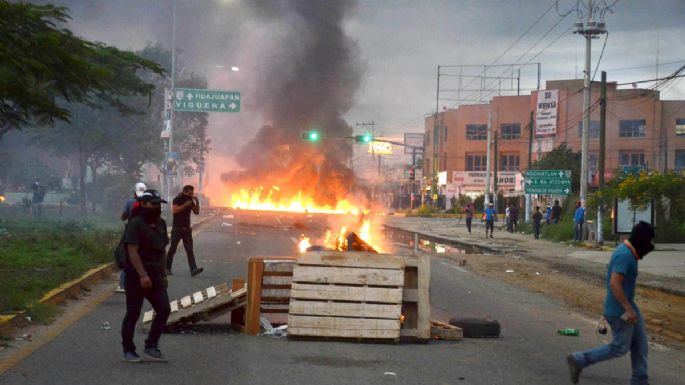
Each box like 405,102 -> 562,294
535,89 -> 558,136
452,171 -> 522,191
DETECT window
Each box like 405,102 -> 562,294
500,123 -> 521,140
619,119 -> 646,138
466,124 -> 487,140
675,150 -> 685,172
577,121 -> 600,138
619,151 -> 645,167
676,119 -> 685,136
466,154 -> 487,171
500,154 -> 520,171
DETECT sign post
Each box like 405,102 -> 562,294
173,88 -> 241,113
524,170 -> 572,195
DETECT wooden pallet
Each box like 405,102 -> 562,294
399,254 -> 431,341
142,282 -> 246,329
287,252 -> 405,341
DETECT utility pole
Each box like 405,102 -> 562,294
485,112 -> 492,205
493,130 -> 499,212
597,71 -> 607,245
526,111 -> 534,223
165,0 -> 177,219
575,0 -> 607,206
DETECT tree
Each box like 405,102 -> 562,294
530,144 -> 582,193
0,1 -> 165,137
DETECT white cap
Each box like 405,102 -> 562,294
134,182 -> 147,197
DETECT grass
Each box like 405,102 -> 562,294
0,218 -> 120,315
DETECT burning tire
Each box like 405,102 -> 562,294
448,317 -> 501,338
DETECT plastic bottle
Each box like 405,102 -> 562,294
557,328 -> 580,336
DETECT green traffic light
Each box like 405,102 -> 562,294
309,131 -> 319,141
362,134 -> 372,143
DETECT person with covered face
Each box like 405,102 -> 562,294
566,221 -> 656,385
121,189 -> 171,363
166,185 -> 203,276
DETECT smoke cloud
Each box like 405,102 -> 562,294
221,0 -> 362,205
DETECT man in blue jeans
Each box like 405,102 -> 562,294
567,221 -> 655,385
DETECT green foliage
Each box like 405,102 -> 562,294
540,218 -> 575,242
530,144 -> 581,192
0,1 -> 165,136
0,219 -> 119,314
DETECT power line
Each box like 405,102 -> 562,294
605,60 -> 685,72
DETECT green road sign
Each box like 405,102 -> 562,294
525,169 -> 572,195
173,88 -> 240,113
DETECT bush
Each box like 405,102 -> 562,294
541,218 -> 575,242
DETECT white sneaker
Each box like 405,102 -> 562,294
115,286 -> 125,293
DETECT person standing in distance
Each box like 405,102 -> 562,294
567,221 -> 655,385
116,182 -> 146,293
551,199 -> 562,224
121,190 -> 171,363
166,185 -> 203,276
483,202 -> 496,238
574,201 -> 585,243
532,206 -> 543,239
464,202 -> 474,234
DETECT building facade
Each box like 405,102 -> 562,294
423,79 -> 685,195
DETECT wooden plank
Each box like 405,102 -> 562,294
263,276 -> 292,286
231,278 -> 245,292
292,266 -> 404,286
416,254 -> 431,339
170,301 -> 179,313
291,283 -> 402,303
261,288 -> 291,298
402,255 -> 418,267
400,329 -> 418,338
193,291 -> 204,304
298,252 -> 404,269
430,320 -> 463,341
263,260 -> 295,272
288,315 -> 400,331
289,299 -> 401,319
143,310 -> 154,323
288,327 -> 399,340
245,259 -> 264,335
206,286 -> 217,299
403,289 -> 418,303
180,296 -> 192,308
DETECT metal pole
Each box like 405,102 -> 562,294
493,130 -> 499,212
485,112 -> 492,205
597,71 -> 607,245
580,0 -> 593,206
167,0 -> 177,218
526,111 -> 534,223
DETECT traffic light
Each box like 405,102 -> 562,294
354,133 -> 373,143
301,131 -> 320,141
409,166 -> 415,181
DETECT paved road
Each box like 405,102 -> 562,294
1,210 -> 683,385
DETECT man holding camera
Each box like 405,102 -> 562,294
166,185 -> 203,276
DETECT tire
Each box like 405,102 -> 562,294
448,317 -> 501,338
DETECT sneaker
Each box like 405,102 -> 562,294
143,347 -> 169,363
122,351 -> 142,363
191,267 -> 204,277
566,354 -> 582,384
115,286 -> 125,293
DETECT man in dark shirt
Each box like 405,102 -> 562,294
121,189 -> 171,363
532,206 -> 543,239
510,204 -> 519,233
166,185 -> 203,276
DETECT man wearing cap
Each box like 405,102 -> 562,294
566,221 -> 655,384
121,189 -> 171,363
116,182 -> 146,293
166,185 -> 203,276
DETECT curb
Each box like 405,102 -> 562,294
0,263 -> 114,337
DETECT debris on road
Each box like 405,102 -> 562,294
221,222 -> 233,227
449,318 -> 501,338
222,215 -> 235,219
505,269 -> 515,273
101,321 -> 111,330
15,333 -> 31,341
430,320 -> 463,340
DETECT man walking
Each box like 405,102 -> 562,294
464,203 -> 474,234
567,221 -> 655,385
484,202 -> 496,238
510,203 -> 519,233
166,185 -> 203,276
115,182 -> 147,293
551,200 -> 562,224
121,189 -> 171,363
574,201 -> 585,243
532,206 -> 543,239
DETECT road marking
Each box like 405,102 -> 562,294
0,287 -> 115,375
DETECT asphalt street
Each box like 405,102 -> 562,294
1,210 -> 683,385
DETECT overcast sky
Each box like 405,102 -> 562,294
49,0 -> 685,148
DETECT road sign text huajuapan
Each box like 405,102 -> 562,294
524,169 -> 572,195
173,88 -> 240,113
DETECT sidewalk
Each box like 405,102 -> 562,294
384,216 -> 685,296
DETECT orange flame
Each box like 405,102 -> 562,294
229,186 -> 359,215
298,236 -> 312,253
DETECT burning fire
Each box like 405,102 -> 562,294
0,195 -> 5,203
298,220 -> 382,253
230,186 -> 359,215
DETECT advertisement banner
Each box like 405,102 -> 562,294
535,89 -> 558,136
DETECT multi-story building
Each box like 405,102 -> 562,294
423,78 -> 685,195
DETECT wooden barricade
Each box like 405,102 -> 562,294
288,252 -> 405,341
400,254 -> 431,341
